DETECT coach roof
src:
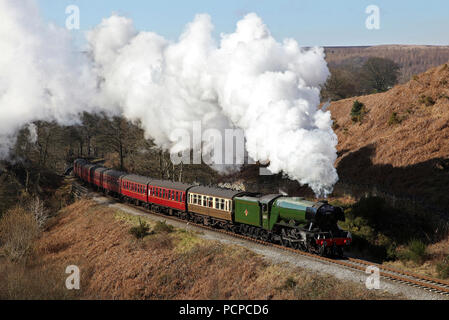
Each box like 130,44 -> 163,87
149,179 -> 194,191
121,174 -> 152,185
188,186 -> 247,199
104,169 -> 126,178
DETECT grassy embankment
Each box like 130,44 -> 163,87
0,199 -> 398,300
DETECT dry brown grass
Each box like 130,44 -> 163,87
0,260 -> 80,300
329,63 -> 449,210
0,202 -> 82,299
25,200 -> 399,300
0,206 -> 39,261
384,236 -> 449,279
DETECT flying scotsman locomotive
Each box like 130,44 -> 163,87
73,159 -> 351,257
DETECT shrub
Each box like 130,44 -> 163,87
129,218 -> 150,239
27,196 -> 50,229
153,220 -> 174,234
388,112 -> 401,126
399,239 -> 427,265
418,95 -> 435,106
0,206 -> 39,261
282,276 -> 297,289
436,256 -> 449,279
350,100 -> 366,122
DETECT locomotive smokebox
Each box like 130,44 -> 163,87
305,202 -> 345,225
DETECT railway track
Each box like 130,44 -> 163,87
71,181 -> 449,297
71,182 -> 89,199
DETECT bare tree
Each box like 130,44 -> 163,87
27,196 -> 50,229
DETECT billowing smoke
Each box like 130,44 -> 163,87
88,13 -> 338,196
0,0 -> 338,196
0,0 -> 99,157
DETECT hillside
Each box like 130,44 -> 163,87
329,63 -> 449,212
325,45 -> 449,83
0,200 -> 397,300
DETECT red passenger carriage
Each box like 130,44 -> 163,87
120,174 -> 151,204
148,180 -> 193,213
102,169 -> 125,196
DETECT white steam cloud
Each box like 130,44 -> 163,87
0,0 -> 100,157
0,0 -> 338,196
88,13 -> 338,196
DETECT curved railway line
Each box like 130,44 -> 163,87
71,180 -> 449,297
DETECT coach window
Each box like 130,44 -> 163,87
214,198 -> 219,209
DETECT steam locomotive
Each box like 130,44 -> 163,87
73,159 -> 351,257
